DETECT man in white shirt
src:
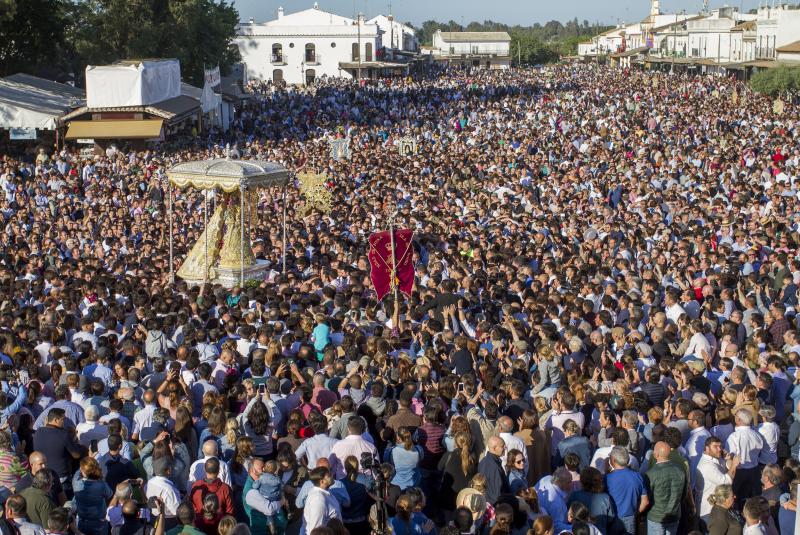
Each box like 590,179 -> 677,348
328,416 -> 377,479
188,441 -> 231,491
685,410 -> 712,483
590,428 -> 640,474
300,466 -> 341,535
145,458 -> 181,525
131,389 -> 158,442
695,436 -> 739,523
497,416 -> 527,472
75,405 -> 108,448
545,391 -> 585,453
665,291 -> 686,326
726,408 -> 764,506
296,415 -> 339,468
757,405 -> 779,466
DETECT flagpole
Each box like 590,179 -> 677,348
388,208 -> 399,305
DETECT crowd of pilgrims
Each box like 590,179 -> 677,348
0,64 -> 799,535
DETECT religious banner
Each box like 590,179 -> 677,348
398,137 -> 417,156
368,228 -> 414,301
204,66 -> 221,88
774,99 -> 785,116
329,138 -> 351,161
731,90 -> 738,105
297,172 -> 332,214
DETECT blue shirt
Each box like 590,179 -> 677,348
605,467 -> 645,518
535,475 -> 570,534
33,399 -> 85,430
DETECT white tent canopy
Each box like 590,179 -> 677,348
0,78 -> 79,130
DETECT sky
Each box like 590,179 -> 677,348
233,0 -> 764,27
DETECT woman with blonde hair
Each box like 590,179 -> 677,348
440,430 -> 478,512
219,417 -> 240,462
706,484 -> 743,535
390,427 -> 423,490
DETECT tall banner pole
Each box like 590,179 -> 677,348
282,186 -> 287,274
388,211 -> 399,305
204,193 -> 209,282
168,181 -> 174,283
240,188 -> 245,286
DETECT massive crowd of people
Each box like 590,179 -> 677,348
0,63 -> 799,535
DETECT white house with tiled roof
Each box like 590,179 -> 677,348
776,40 -> 800,63
430,30 -> 511,69
235,3 -> 394,84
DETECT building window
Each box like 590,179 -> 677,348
305,68 -> 316,85
331,42 -> 336,48
352,42 -> 360,61
273,69 -> 283,82
288,43 -> 294,48
365,43 -> 373,61
271,44 -> 283,63
305,43 -> 316,63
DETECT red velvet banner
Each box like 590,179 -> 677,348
368,229 -> 414,301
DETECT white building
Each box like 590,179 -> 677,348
235,3 -> 393,85
367,14 -> 418,59
776,40 -> 800,63
430,30 -> 511,69
685,7 -> 744,61
730,20 -> 756,63
755,4 -> 800,60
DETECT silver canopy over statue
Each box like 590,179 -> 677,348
166,158 -> 289,288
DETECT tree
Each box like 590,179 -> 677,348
0,0 -> 71,78
68,0 -> 240,86
749,66 -> 800,96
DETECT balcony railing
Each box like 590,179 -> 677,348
271,54 -> 285,64
304,52 -> 321,65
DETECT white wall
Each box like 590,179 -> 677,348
756,6 -> 800,60
368,15 -> 417,52
236,32 -> 381,84
432,34 -> 510,56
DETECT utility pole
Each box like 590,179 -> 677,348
358,12 -> 362,80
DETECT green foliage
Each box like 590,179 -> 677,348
749,66 -> 800,96
414,18 -> 611,64
0,0 -> 240,86
0,0 -> 71,78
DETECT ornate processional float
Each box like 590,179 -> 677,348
166,158 -> 289,288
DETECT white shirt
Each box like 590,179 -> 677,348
132,404 -> 157,439
666,303 -> 686,325
757,422 -> 779,465
499,432 -> 528,472
726,425 -> 765,469
295,433 -> 339,468
300,486 -> 341,535
685,427 -> 712,466
188,456 -> 231,487
695,454 -> 732,517
590,446 -> 639,474
76,421 -> 109,448
145,475 -> 181,518
329,434 -> 378,479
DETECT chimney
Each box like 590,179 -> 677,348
277,6 -> 284,19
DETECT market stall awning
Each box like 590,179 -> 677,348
65,119 -> 163,140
